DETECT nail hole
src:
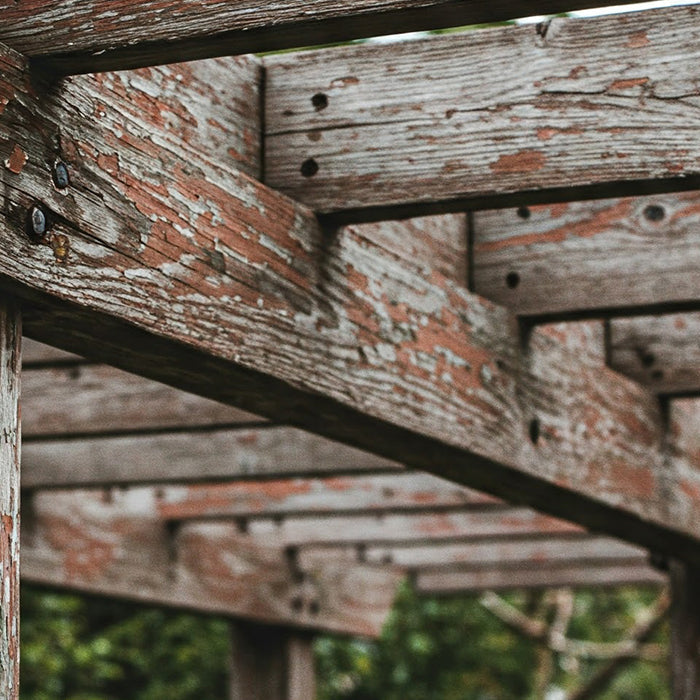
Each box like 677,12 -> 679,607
506,271 -> 520,289
651,369 -> 664,381
311,93 -> 328,111
290,597 -> 304,613
496,359 -> 506,371
641,352 -> 656,368
300,158 -> 319,177
382,553 -> 393,565
356,543 -> 367,563
309,600 -> 321,616
517,206 -> 531,220
529,418 -> 541,445
382,487 -> 395,499
235,517 -> 249,534
644,204 -> 665,222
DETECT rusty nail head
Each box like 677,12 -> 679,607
52,160 -> 69,189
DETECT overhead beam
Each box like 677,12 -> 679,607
264,6 -> 700,221
472,194 -> 700,320
2,45 -> 700,560
0,300 -> 20,700
21,427 -> 400,489
0,1 -> 671,75
416,562 -> 666,594
610,313 -> 700,396
22,489 -> 400,637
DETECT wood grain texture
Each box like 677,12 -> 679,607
265,6 -> 700,220
472,194 -> 700,319
610,313 -> 700,396
300,535 -> 648,570
244,508 -> 583,547
0,0 -> 665,75
0,300 -> 20,700
1,43 -> 699,558
22,427 -> 400,489
22,489 -> 401,637
416,562 -> 666,593
153,473 -> 496,520
670,560 -> 700,699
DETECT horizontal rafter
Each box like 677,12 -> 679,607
2,44 -> 700,560
264,6 -> 700,221
0,1 -> 670,75
23,489 -> 400,637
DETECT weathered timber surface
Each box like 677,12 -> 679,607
22,490 -> 400,637
670,560 -> 700,699
244,508 -> 583,547
2,44 -> 700,558
472,194 -> 700,319
416,562 -> 666,593
22,363 -> 262,438
300,535 -> 648,570
0,300 -> 20,700
0,0 -> 666,75
610,313 -> 700,396
265,6 -> 700,220
153,473 -> 496,520
22,427 -> 400,489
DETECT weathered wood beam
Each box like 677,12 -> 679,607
244,508 -> 583,547
0,299 -> 20,700
264,6 -> 700,221
472,194 -> 700,320
670,560 -> 700,699
0,1 -> 668,75
2,44 -> 700,560
230,623 -> 315,700
21,428 -> 400,489
610,314 -> 700,396
299,534 -> 649,570
416,562 -> 666,594
22,490 -> 401,637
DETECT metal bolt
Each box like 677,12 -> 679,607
52,160 -> 69,189
27,205 -> 48,240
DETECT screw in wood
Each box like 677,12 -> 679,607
27,204 -> 48,241
52,160 -> 70,189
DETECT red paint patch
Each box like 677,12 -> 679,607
4,144 -> 27,174
490,150 -> 546,174
608,77 -> 648,91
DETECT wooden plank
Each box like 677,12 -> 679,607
22,364 -> 262,438
287,635 -> 315,700
416,562 -> 666,594
153,473 -> 496,520
22,489 -> 401,637
0,1 -> 668,75
670,560 -> 700,699
264,6 -> 700,221
299,534 -> 649,569
610,313 -> 700,396
21,427 -> 401,489
472,194 -> 700,320
0,299 -> 20,700
244,508 -> 583,546
1,43 -> 700,560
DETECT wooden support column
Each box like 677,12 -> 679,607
230,622 -> 315,700
671,560 -> 700,699
0,299 -> 21,700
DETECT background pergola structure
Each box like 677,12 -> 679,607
1,2 -> 700,698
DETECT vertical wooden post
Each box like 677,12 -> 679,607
230,623 -> 315,700
0,299 -> 20,700
671,560 -> 700,699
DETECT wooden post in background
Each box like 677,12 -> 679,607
671,560 -> 700,699
0,299 -> 21,699
230,622 -> 315,700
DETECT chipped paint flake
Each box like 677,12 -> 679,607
3,145 -> 27,174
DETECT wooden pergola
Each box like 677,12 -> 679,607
1,2 -> 699,697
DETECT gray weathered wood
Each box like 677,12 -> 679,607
265,6 -> 700,220
0,299 -> 20,700
670,560 -> 700,699
610,314 -> 700,396
417,562 -> 666,594
22,427 -> 400,489
472,194 -> 700,320
0,0 -> 666,75
22,489 -> 400,637
2,43 -> 700,560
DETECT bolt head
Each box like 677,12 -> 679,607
30,206 -> 46,237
